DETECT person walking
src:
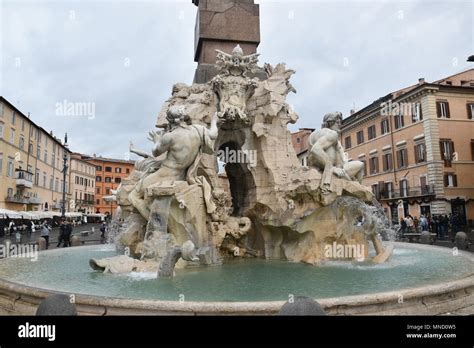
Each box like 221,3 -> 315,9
63,221 -> 73,247
40,222 -> 51,249
100,222 -> 107,243
57,219 -> 66,247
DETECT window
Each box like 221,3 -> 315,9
444,174 -> 457,187
0,124 -> 3,138
471,140 -> 474,161
28,143 -> 33,154
0,103 -> 3,117
344,136 -> 352,149
126,168 -> 130,174
380,119 -> 389,135
115,177 -> 121,184
0,153 -> 2,174
36,145 -> 41,159
356,130 -> 364,145
11,111 -> 16,125
96,187 -> 100,194
7,158 -> 14,177
467,103 -> 474,119
396,148 -> 408,169
412,103 -> 422,122
21,119 -> 25,132
367,125 -> 376,140
9,128 -> 15,144
394,115 -> 404,129
96,199 -> 100,205
382,153 -> 393,172
371,184 -> 379,198
49,175 -> 53,190
369,156 -> 379,175
43,172 -> 46,187
96,176 -> 102,182
384,182 -> 393,199
296,138 -> 301,144
96,165 -> 102,171
436,101 -> 450,118
44,150 -> 47,163
440,139 -> 454,167
19,135 -> 24,149
399,179 -> 408,197
105,166 -> 112,172
55,178 -> 59,192
115,167 -> 121,173
52,152 -> 56,166
105,177 -> 111,183
414,143 -> 426,163
35,169 -> 39,185
106,188 -> 110,195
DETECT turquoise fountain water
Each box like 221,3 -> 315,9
0,244 -> 472,302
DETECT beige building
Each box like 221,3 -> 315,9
340,69 -> 474,226
0,96 -> 71,212
69,153 -> 96,214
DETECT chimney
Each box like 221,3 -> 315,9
350,109 -> 355,115
418,78 -> 425,85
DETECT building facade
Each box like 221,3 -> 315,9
291,128 -> 314,167
341,69 -> 474,226
69,153 -> 96,214
0,96 -> 71,212
85,156 -> 134,216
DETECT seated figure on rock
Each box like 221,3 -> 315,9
128,105 -> 218,220
308,112 -> 365,194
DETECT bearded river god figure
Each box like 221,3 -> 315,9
90,45 -> 393,278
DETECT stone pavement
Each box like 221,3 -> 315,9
0,223 -> 104,250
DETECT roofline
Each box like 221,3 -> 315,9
342,68 -> 474,126
83,156 -> 135,165
0,96 -> 71,152
342,83 -> 474,128
433,67 -> 474,84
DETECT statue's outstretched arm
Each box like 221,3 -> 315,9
129,142 -> 150,159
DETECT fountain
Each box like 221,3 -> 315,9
0,2 -> 473,315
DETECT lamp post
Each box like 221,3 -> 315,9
61,133 -> 69,219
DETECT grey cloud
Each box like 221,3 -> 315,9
1,0 -> 472,156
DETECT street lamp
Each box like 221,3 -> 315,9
61,133 -> 69,219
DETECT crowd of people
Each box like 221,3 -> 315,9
0,214 -> 111,250
398,213 -> 462,240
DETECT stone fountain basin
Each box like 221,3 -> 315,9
0,243 -> 472,315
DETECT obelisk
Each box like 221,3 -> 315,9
192,0 -> 261,83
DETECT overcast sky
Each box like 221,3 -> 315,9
1,0 -> 472,159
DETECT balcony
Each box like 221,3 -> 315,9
5,194 -> 42,205
379,185 -> 436,201
15,169 -> 33,189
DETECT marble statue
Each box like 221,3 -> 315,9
90,45 -> 393,278
128,105 -> 218,221
211,45 -> 259,124
308,112 -> 365,194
